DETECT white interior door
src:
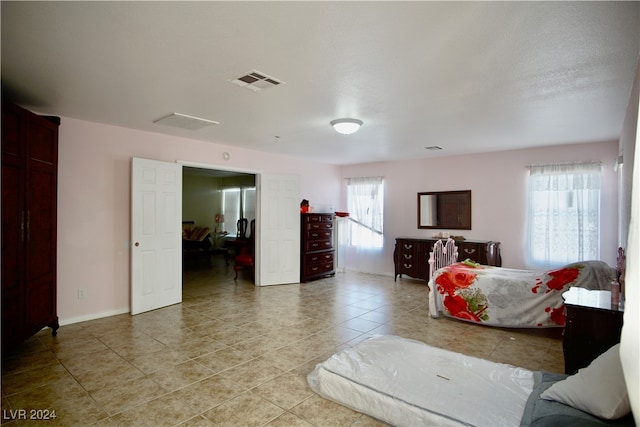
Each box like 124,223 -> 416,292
256,173 -> 300,286
131,157 -> 182,314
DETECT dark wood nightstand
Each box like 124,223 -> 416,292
562,287 -> 624,375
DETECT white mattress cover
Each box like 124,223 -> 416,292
308,335 -> 535,426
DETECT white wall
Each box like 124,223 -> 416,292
621,107 -> 639,418
619,57 -> 639,419
619,58 -> 639,248
182,174 -> 221,228
340,141 -> 619,275
57,118 -> 341,324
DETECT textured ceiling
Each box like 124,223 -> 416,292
2,1 -> 639,165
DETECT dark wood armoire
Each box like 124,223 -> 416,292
2,101 -> 60,353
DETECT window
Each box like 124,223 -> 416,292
222,187 -> 255,235
527,162 -> 601,267
346,176 -> 384,248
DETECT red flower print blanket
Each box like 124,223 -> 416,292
428,261 -> 614,328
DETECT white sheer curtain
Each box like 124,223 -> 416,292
222,188 -> 240,234
222,187 -> 256,235
527,162 -> 601,267
243,187 -> 256,224
346,176 -> 384,249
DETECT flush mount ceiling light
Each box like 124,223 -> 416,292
330,118 -> 363,135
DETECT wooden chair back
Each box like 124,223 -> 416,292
237,218 -> 249,239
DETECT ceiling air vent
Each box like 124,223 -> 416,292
230,70 -> 284,92
153,113 -> 219,130
424,146 -> 443,151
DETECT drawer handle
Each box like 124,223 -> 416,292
311,233 -> 319,238
311,256 -> 318,261
404,254 -> 412,259
404,244 -> 413,249
464,248 -> 476,254
311,266 -> 318,271
404,263 -> 412,268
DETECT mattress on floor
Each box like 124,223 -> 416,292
308,335 -> 535,426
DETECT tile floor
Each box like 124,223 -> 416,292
1,256 -> 564,426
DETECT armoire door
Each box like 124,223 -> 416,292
2,103 -> 27,347
23,112 -> 59,336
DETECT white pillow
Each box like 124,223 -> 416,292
540,344 -> 630,419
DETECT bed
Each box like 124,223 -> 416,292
308,335 -> 634,426
428,260 -> 615,328
182,221 -> 212,259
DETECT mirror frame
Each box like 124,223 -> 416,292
417,190 -> 472,230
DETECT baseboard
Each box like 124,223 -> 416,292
59,307 -> 130,326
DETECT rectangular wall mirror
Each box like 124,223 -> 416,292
418,190 -> 471,229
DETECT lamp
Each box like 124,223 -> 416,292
330,118 -> 363,135
213,214 -> 226,247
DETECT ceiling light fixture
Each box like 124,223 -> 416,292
330,118 -> 363,135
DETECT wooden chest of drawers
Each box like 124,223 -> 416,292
394,237 -> 501,282
301,213 -> 335,282
393,239 -> 432,282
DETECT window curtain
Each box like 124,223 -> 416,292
243,187 -> 256,225
222,187 -> 256,235
346,176 -> 384,248
527,161 -> 601,266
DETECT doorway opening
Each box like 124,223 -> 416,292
182,166 -> 257,284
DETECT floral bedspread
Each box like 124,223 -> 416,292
428,261 -> 614,328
